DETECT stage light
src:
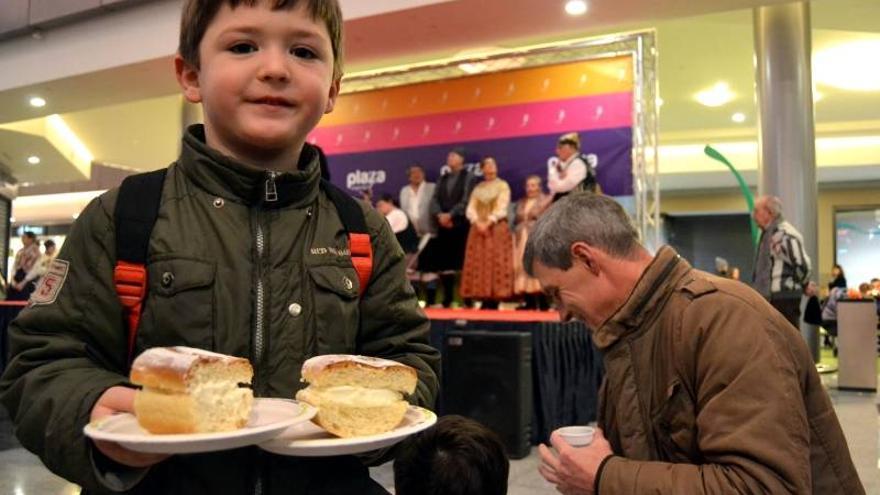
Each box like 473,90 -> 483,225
731,112 -> 746,123
29,96 -> 46,108
814,40 -> 880,91
695,82 -> 735,107
565,0 -> 588,16
27,155 -> 40,165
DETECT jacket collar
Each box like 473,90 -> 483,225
177,124 -> 320,209
592,246 -> 692,350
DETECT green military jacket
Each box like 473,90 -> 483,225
0,126 -> 440,494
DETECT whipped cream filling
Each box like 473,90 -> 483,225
306,385 -> 402,407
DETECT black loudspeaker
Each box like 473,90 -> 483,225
442,330 -> 532,459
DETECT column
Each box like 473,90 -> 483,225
754,2 -> 819,361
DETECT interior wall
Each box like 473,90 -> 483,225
661,187 -> 880,287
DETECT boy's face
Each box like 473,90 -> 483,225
176,1 -> 339,166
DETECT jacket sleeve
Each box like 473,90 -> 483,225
777,229 -> 811,286
356,209 -> 440,409
0,192 -> 146,492
597,295 -> 812,494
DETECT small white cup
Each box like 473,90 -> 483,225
555,426 -> 595,447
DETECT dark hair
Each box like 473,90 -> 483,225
394,415 -> 508,495
44,240 -> 56,249
178,0 -> 344,80
449,147 -> 467,159
22,231 -> 36,240
377,193 -> 396,205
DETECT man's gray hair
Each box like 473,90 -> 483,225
765,196 -> 783,219
524,193 -> 641,276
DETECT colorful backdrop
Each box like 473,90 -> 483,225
310,55 -> 634,200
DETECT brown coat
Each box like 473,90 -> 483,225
594,247 -> 863,494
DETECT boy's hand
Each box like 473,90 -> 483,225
90,386 -> 170,468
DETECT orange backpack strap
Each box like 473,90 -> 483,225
320,179 -> 373,295
114,169 -> 167,364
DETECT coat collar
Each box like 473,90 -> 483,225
177,125 -> 320,209
592,246 -> 692,350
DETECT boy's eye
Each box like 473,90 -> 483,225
229,43 -> 257,54
291,47 -> 317,59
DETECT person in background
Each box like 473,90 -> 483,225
399,164 -> 438,304
394,415 -> 509,495
17,239 -> 58,295
420,147 -> 479,307
828,264 -> 847,291
751,195 -> 811,329
0,1 -> 439,493
513,175 -> 551,310
526,193 -> 862,495
375,193 -> 419,256
547,132 -> 596,201
460,157 -> 514,309
821,283 -> 847,354
6,232 -> 41,301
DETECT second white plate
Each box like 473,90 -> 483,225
260,405 -> 437,457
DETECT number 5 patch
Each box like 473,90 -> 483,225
30,259 -> 69,306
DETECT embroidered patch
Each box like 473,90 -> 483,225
30,259 -> 69,306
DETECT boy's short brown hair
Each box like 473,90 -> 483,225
179,0 -> 344,80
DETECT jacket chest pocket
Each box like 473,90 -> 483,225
308,264 -> 359,354
651,379 -> 698,463
140,257 -> 216,351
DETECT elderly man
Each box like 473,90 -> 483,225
526,194 -> 862,495
752,195 -> 811,328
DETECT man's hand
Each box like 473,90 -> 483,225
437,213 -> 453,229
476,221 -> 490,234
90,386 -> 170,468
538,428 -> 613,495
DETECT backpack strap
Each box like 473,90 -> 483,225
320,179 -> 373,296
114,169 -> 167,364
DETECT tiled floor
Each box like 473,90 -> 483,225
1,377 -> 877,494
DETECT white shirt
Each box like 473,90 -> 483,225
547,154 -> 588,194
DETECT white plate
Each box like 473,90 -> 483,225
84,398 -> 316,454
260,405 -> 437,457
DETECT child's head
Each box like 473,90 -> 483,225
375,193 -> 396,216
394,415 -> 509,495
175,0 -> 343,168
179,0 -> 343,80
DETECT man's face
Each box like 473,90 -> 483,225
532,256 -> 619,329
752,203 -> 771,229
179,1 -> 339,164
525,178 -> 541,197
556,143 -> 576,161
447,152 -> 464,171
408,167 -> 424,186
376,200 -> 393,216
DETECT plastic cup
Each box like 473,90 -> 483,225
554,426 -> 595,447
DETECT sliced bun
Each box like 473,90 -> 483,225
296,386 -> 408,438
297,355 -> 417,438
301,355 -> 417,394
130,346 -> 253,434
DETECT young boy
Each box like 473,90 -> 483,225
394,415 -> 509,495
0,1 -> 439,494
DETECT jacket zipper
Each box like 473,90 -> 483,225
254,172 -> 276,495
266,171 -> 278,202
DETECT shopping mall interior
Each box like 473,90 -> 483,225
0,0 -> 878,493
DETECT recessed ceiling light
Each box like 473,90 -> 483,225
656,97 -> 664,107
27,155 -> 40,165
814,40 -> 880,92
29,96 -> 46,108
731,112 -> 746,123
565,0 -> 588,16
695,82 -> 735,107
